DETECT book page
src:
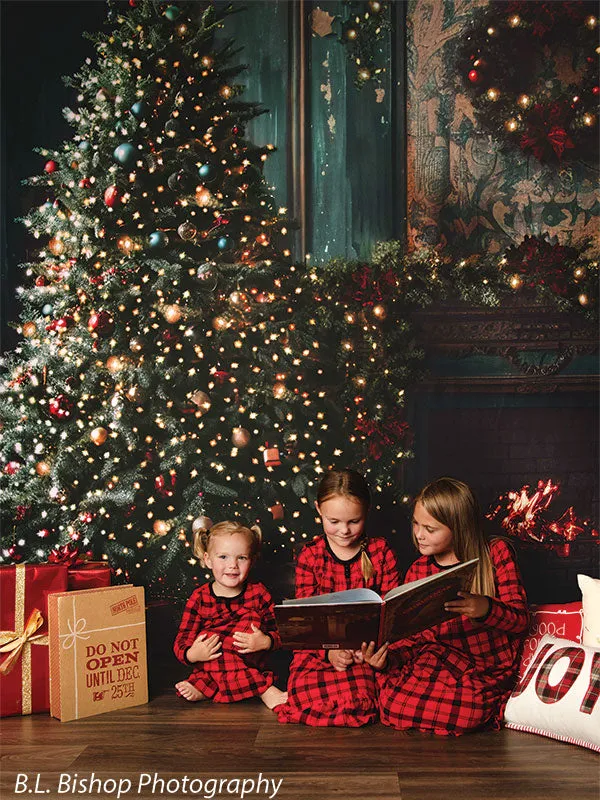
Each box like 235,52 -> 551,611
281,588 -> 382,606
382,558 -> 479,601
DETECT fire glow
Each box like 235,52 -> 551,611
487,479 -> 599,557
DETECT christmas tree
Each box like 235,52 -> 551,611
0,0 -> 414,600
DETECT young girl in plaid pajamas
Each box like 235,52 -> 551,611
174,521 -> 287,710
276,469 -> 400,727
363,477 -> 529,735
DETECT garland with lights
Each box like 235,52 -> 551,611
340,1 -> 390,88
459,0 -> 599,162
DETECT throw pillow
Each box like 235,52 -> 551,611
577,574 -> 600,649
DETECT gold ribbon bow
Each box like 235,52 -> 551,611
0,608 -> 48,676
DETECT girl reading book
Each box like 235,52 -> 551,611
363,477 -> 529,735
174,520 -> 287,710
276,469 -> 400,726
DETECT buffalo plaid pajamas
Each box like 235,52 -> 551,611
174,581 -> 281,703
377,539 -> 529,735
276,535 -> 401,727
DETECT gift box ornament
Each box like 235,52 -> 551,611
49,585 -> 148,722
263,444 -> 281,467
0,563 -> 68,717
47,543 -> 112,591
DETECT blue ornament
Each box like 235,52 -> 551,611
217,236 -> 231,251
42,304 -> 53,316
78,141 -> 91,153
164,5 -> 180,21
130,101 -> 147,119
198,164 -> 211,179
113,143 -> 136,165
148,231 -> 168,248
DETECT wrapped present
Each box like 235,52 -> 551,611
0,563 -> 68,717
49,585 -> 148,722
48,544 -> 112,591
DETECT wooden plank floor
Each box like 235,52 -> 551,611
1,670 -> 598,800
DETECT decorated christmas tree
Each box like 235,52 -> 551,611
0,0 -> 414,600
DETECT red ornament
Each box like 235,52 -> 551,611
213,369 -> 231,385
88,310 -> 115,336
468,69 -> 480,83
154,473 -> 176,497
35,276 -> 46,286
104,185 -> 121,208
3,461 -> 21,475
37,528 -> 51,538
48,394 -> 74,420
593,86 -> 600,96
263,445 -> 281,468
79,177 -> 92,189
47,315 -> 75,333
44,160 -> 58,173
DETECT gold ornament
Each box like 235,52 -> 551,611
162,304 -> 182,323
192,515 -> 213,535
22,322 -> 37,338
195,186 -> 213,207
106,355 -> 125,373
212,315 -> 229,331
48,237 -> 65,256
232,427 -> 251,447
90,426 -> 108,446
35,461 -> 51,476
190,390 -> 211,412
153,519 -> 170,536
372,304 -> 387,320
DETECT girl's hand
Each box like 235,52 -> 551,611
232,623 -> 271,654
186,632 -> 222,663
327,649 -> 354,672
360,640 -> 388,670
445,591 -> 491,620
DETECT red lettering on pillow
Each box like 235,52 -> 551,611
535,647 -> 585,704
580,652 -> 600,715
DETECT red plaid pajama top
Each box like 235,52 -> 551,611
377,538 -> 529,735
173,581 -> 281,702
276,535 -> 401,727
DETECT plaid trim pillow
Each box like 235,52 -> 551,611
505,634 -> 600,752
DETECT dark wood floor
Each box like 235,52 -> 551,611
1,658 -> 598,800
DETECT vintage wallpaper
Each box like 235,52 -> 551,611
406,0 -> 599,253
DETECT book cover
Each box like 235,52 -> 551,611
275,558 -> 479,649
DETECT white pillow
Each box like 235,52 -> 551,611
577,574 -> 600,649
505,634 -> 600,752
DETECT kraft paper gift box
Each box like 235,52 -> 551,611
48,585 -> 148,722
0,563 -> 69,717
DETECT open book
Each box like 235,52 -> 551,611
274,558 -> 479,649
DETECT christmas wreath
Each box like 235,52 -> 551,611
459,1 -> 599,163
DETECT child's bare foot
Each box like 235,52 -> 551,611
175,680 -> 206,702
260,686 -> 288,710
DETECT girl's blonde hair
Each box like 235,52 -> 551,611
192,520 -> 262,563
317,469 -> 374,583
414,477 -> 496,597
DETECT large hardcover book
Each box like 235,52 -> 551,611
275,558 -> 479,649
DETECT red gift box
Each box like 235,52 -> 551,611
0,563 -> 68,717
47,544 -> 111,591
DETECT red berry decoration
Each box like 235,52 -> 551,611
48,394 -> 74,420
44,160 -> 58,173
88,310 -> 115,336
104,185 -> 121,208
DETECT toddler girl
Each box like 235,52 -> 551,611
365,477 -> 528,735
276,469 -> 400,726
174,520 -> 287,709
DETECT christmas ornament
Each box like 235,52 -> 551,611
217,236 -> 231,250
192,516 -> 213,534
196,263 -> 218,289
106,356 -> 125,373
129,336 -> 145,353
3,461 -> 20,475
48,395 -> 73,420
22,322 -> 37,338
88,311 -> 115,336
117,235 -> 134,254
104,185 -> 121,207
130,101 -> 147,119
153,519 -> 170,536
270,503 -> 284,520
162,304 -> 182,323
195,186 -> 213,207
44,160 -> 58,173
37,528 -> 51,538
164,5 -> 180,21
90,427 -> 108,446
78,177 -> 92,189
272,382 -> 286,399
263,445 -> 281,467
155,473 -> 176,497
113,143 -> 136,165
148,231 -> 168,248
190,390 -> 211,411
48,237 -> 65,256
42,303 -> 53,316
232,427 -> 251,447
177,221 -> 197,240
35,461 -> 50,478
198,163 -> 212,179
